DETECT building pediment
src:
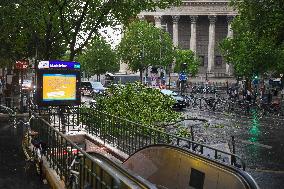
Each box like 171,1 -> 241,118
140,0 -> 237,16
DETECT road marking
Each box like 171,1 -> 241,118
238,139 -> 272,149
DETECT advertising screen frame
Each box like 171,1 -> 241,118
36,69 -> 81,107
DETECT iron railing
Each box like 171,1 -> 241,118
30,106 -> 246,170
31,116 -> 157,189
80,108 -> 246,170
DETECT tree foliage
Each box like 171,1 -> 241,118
174,49 -> 200,76
118,20 -> 175,80
77,36 -> 119,77
220,0 -> 284,77
1,0 -> 181,63
0,1 -> 66,66
95,82 -> 181,127
52,0 -> 181,61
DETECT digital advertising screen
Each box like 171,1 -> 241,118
42,73 -> 77,101
36,61 -> 81,106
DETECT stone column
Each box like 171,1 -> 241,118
154,15 -> 162,28
226,16 -> 234,75
172,15 -> 180,47
207,15 -> 217,73
138,15 -> 145,21
190,16 -> 198,54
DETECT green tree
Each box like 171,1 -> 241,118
77,36 -> 119,80
1,0 -> 181,62
54,0 -> 181,61
0,1 -> 66,64
118,20 -> 175,81
96,82 -> 181,127
174,49 -> 200,76
220,0 -> 284,78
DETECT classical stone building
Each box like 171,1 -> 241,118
134,0 -> 237,80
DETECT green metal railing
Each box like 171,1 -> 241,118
31,116 -> 157,189
80,108 -> 246,170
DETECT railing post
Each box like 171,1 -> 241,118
190,126 -> 194,141
231,135 -> 236,165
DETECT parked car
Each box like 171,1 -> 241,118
91,82 -> 106,96
160,89 -> 187,110
80,81 -> 106,96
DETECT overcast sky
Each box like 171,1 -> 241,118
99,25 -> 122,49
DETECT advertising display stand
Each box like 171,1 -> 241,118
36,60 -> 81,107
36,60 -> 81,133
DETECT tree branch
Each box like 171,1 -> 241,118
74,0 -> 116,54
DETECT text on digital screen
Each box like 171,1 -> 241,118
43,74 -> 77,101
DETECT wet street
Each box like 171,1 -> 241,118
0,118 -> 50,189
185,108 -> 284,189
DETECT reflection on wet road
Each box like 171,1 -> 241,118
0,120 -> 50,189
185,108 -> 284,189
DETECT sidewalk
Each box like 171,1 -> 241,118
0,119 -> 50,189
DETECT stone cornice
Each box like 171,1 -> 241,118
139,0 -> 237,16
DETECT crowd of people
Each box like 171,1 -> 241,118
227,80 -> 284,106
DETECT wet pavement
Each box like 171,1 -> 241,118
184,108 -> 284,189
0,119 -> 50,189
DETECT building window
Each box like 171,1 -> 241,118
199,55 -> 205,66
215,56 -> 222,67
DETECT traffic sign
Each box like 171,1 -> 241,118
15,60 -> 29,69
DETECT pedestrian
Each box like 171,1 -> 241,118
246,89 -> 252,102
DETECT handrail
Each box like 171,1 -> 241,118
32,117 -> 158,189
80,108 -> 246,170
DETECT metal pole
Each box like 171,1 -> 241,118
20,69 -> 24,112
231,135 -> 236,165
190,126 -> 194,141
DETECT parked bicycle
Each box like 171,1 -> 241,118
18,112 -> 47,178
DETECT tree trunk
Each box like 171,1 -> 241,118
139,68 -> 143,84
69,50 -> 76,61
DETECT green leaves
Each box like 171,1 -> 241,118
1,0 -> 180,62
220,0 -> 284,77
77,36 -> 119,76
174,49 -> 200,76
118,20 -> 175,73
96,82 -> 181,128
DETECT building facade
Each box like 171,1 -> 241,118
137,0 -> 237,79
